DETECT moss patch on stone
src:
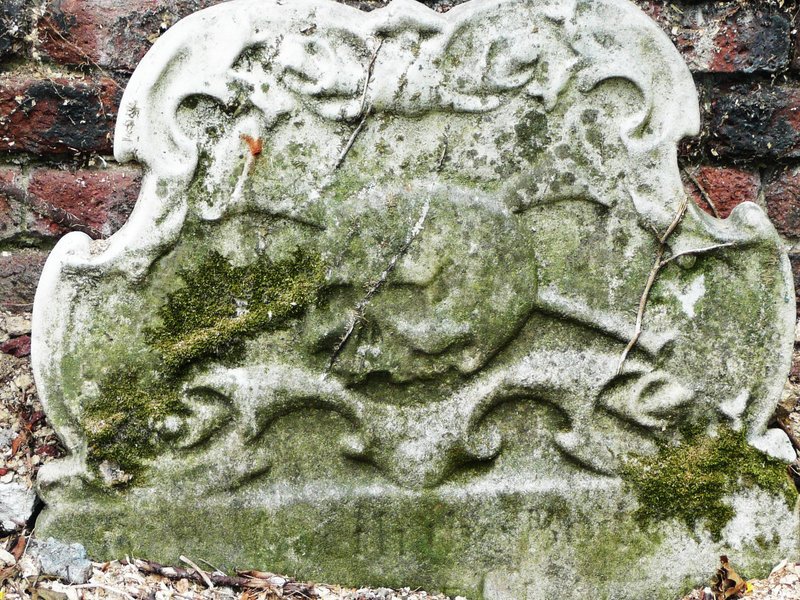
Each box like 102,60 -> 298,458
622,426 -> 797,539
147,249 -> 326,373
82,249 -> 327,484
83,369 -> 185,481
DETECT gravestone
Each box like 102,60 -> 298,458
31,0 -> 798,598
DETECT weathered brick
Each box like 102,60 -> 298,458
0,167 -> 55,245
765,168 -> 800,238
0,0 -> 31,60
27,166 -> 142,237
682,165 -> 761,219
0,76 -> 120,155
0,248 -> 48,313
708,83 -> 800,162
790,253 -> 800,315
635,1 -> 792,73
38,0 -> 230,73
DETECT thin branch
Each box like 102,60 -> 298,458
436,138 -> 448,171
179,556 -> 213,589
659,242 -> 735,267
617,194 -> 728,374
333,110 -> 370,171
682,166 -> 720,218
0,182 -> 104,239
333,38 -> 383,172
617,246 -> 665,374
121,559 -> 319,598
658,193 -> 688,244
358,38 -> 383,117
121,559 -> 249,589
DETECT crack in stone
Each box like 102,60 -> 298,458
326,194 -> 432,374
333,38 -> 383,171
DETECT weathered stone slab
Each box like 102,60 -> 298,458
31,0 -> 798,598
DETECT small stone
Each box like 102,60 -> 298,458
4,314 -> 31,337
18,553 -> 40,579
0,480 -> 34,531
0,547 -> 15,566
0,427 -> 13,448
29,537 -> 93,584
0,472 -> 13,484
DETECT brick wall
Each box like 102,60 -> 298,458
1,0 -> 799,313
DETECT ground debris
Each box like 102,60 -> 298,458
0,546 -> 452,600
681,558 -> 800,600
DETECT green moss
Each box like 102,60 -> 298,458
147,249 -> 326,373
622,426 -> 797,540
83,369 -> 185,482
83,249 -> 326,484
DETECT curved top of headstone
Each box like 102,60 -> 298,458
30,1 -> 796,595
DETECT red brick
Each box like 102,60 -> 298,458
789,253 -> 800,316
28,167 -> 142,237
0,76 -> 120,155
634,2 -> 792,74
38,0 -> 228,73
682,166 -> 761,219
0,0 -> 31,60
708,83 -> 800,161
765,169 -> 800,239
0,167 -> 57,244
0,248 -> 48,313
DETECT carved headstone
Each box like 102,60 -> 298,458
31,0 -> 798,598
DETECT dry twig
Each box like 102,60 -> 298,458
617,195 -> 733,374
327,195 -> 431,372
682,166 -> 720,218
179,556 -> 213,589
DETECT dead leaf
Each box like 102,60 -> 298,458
175,578 -> 190,594
9,535 -> 26,560
10,432 -> 25,457
240,134 -> 263,156
33,586 -> 69,600
711,556 -> 748,600
0,565 -> 19,585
